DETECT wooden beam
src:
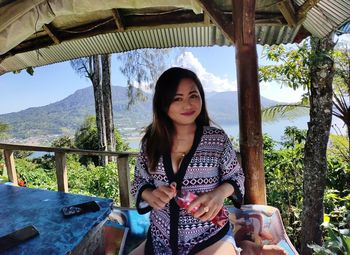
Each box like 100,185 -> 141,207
112,9 -> 125,32
117,155 -> 131,207
0,143 -> 137,157
3,150 -> 18,186
277,0 -> 297,27
232,0 -> 266,204
2,11 -> 204,60
297,0 -> 321,19
43,24 -> 61,44
0,10 -> 290,62
196,0 -> 234,43
55,152 -> 68,192
203,11 -> 211,25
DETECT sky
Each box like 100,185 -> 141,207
0,35 -> 349,115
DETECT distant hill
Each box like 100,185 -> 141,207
0,86 -> 280,144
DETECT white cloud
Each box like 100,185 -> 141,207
174,52 -> 237,92
173,51 -> 306,103
260,81 -> 305,103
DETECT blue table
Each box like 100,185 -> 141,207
0,184 -> 113,254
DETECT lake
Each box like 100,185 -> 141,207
29,115 -> 346,158
127,115 -> 346,149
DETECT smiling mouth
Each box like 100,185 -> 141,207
181,111 -> 195,116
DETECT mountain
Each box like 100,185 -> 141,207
0,86 -> 280,144
206,91 -> 277,124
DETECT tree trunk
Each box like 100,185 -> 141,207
101,54 -> 116,162
92,55 -> 107,165
301,35 -> 335,255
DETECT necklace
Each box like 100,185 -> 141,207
171,151 -> 186,171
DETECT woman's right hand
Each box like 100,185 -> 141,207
141,184 -> 177,210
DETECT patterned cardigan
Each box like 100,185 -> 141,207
131,126 -> 245,255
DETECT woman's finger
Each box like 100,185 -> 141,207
208,206 -> 221,221
187,196 -> 206,213
158,186 -> 177,199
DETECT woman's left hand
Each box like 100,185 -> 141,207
186,188 -> 225,222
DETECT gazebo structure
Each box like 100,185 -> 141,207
0,0 -> 349,204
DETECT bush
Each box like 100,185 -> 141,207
75,116 -> 129,165
309,218 -> 350,255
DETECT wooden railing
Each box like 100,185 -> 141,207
0,143 -> 138,207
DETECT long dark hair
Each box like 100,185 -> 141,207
142,67 -> 211,173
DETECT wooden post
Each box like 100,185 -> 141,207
3,150 -> 18,185
117,155 -> 131,207
232,0 -> 266,204
55,152 -> 68,192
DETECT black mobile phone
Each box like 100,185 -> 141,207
61,200 -> 100,217
0,225 -> 39,252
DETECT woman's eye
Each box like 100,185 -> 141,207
190,94 -> 199,99
173,97 -> 182,102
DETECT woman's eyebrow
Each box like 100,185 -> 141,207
175,89 -> 198,96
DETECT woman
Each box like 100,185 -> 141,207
130,67 -> 245,255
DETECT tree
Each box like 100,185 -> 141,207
71,49 -> 175,164
117,48 -> 174,107
259,35 -> 335,254
71,54 -> 114,165
101,54 -> 116,156
74,116 -> 128,165
301,36 -> 335,255
51,136 -> 75,148
261,42 -> 350,159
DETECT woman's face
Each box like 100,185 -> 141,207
167,78 -> 202,127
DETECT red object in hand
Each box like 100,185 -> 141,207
174,190 -> 229,227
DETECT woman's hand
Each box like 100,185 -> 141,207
187,183 -> 234,222
142,184 -> 177,210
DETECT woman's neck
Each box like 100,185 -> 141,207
173,123 -> 196,139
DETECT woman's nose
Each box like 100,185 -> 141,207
183,99 -> 192,109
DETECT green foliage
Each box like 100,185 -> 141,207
259,42 -> 311,121
282,126 -> 307,148
263,128 -> 305,246
332,48 -> 350,142
10,118 -> 134,204
75,116 -> 99,152
16,158 -> 57,190
262,104 -> 309,122
74,116 -> 129,165
66,161 -> 121,204
328,134 -> 349,162
259,42 -> 311,91
0,122 -> 9,138
15,157 -> 128,205
324,155 -> 350,230
14,151 -> 33,159
263,126 -> 350,249
51,136 -> 75,148
309,220 -> 350,255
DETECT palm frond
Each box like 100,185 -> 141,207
262,103 -> 309,122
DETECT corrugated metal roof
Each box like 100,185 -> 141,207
296,0 -> 350,38
0,0 -> 349,75
0,24 -> 301,75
